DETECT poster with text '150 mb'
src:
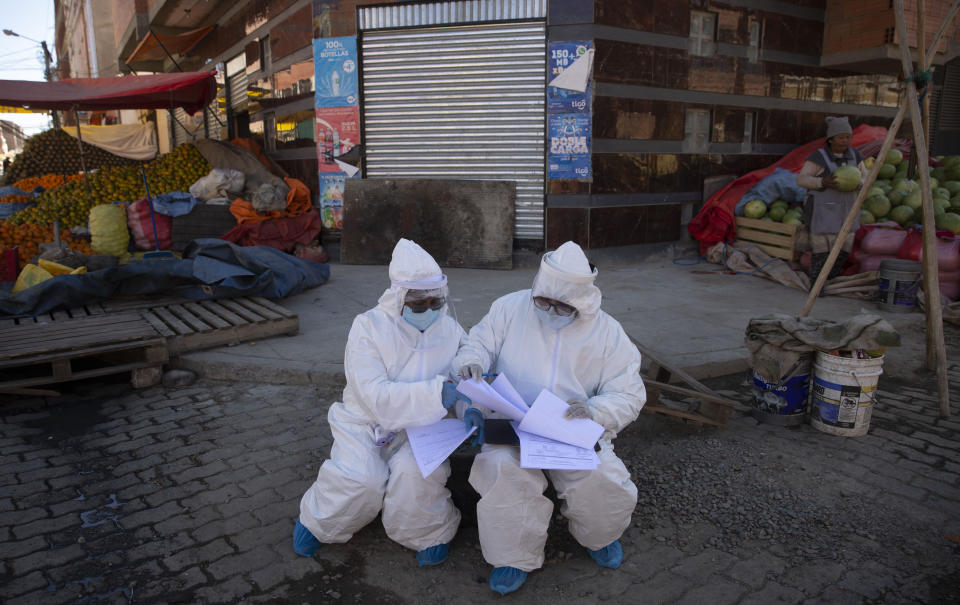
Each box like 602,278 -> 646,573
548,113 -> 591,180
314,36 -> 358,108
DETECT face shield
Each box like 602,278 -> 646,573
390,274 -> 458,351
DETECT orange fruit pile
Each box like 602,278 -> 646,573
0,221 -> 93,271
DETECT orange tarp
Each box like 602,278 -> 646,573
126,27 -> 215,66
230,177 -> 312,225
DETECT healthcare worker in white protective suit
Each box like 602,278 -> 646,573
294,239 -> 469,566
453,241 -> 646,595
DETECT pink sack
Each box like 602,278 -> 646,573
860,227 -> 907,256
126,198 -> 172,251
857,254 -> 899,273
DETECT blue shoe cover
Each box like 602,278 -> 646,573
588,539 -> 623,569
416,543 -> 449,566
490,566 -> 528,595
293,518 -> 322,557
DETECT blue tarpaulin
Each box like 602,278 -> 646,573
0,238 -> 330,317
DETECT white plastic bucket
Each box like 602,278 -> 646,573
877,259 -> 921,312
810,351 -> 883,437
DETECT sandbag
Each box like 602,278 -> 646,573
897,229 -> 960,271
189,168 -> 246,201
127,198 -> 172,250
89,203 -> 130,257
860,225 -> 907,256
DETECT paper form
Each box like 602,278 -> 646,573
456,377 -> 527,422
490,374 -> 529,412
517,389 -> 605,450
512,422 -> 600,470
406,419 -> 477,478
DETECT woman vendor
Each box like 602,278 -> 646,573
796,116 -> 866,282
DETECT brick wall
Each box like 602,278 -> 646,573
824,0 -> 958,55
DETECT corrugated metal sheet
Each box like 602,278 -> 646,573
228,71 -> 249,112
359,0 -> 546,30
361,20 -> 546,240
933,57 -> 960,153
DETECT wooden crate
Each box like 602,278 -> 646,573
0,312 -> 167,395
734,216 -> 800,260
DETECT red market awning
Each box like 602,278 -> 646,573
126,26 -> 215,65
0,72 -> 216,114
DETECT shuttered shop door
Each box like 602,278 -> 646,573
361,22 -> 546,240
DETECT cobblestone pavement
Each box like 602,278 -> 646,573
1,365 -> 958,604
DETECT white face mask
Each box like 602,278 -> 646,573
402,306 -> 441,331
535,306 -> 576,330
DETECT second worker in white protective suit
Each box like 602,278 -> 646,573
293,239 -> 468,566
453,241 -> 646,595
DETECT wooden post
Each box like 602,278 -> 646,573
799,103 -> 907,315
918,0 -> 931,144
894,0 -> 950,418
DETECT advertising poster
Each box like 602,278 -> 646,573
316,106 -> 361,165
548,113 -> 591,180
318,173 -> 346,230
547,41 -> 592,114
313,36 -> 358,108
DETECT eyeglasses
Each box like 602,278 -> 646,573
532,296 -> 577,317
405,297 -> 445,313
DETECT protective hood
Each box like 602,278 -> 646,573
377,238 -> 447,318
531,241 -> 601,316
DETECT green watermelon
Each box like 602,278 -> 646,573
743,199 -> 767,219
938,212 -> 960,234
860,209 -> 876,224
832,165 -> 861,191
768,205 -> 787,221
878,164 -> 897,179
885,149 -> 904,165
944,181 -> 960,195
864,195 -> 891,219
890,205 -> 915,227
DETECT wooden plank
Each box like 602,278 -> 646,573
642,379 -> 739,409
628,334 -> 715,395
167,304 -> 214,333
85,302 -> 106,315
152,306 -> 195,336
0,324 -> 159,357
0,337 -> 166,369
101,296 -> 190,312
0,317 -> 157,352
641,403 -> 727,428
0,387 -> 61,396
747,242 -> 794,260
52,310 -> 71,321
735,216 -> 798,235
0,318 -> 16,329
183,302 -> 231,329
0,360 -> 163,391
736,228 -> 795,248
235,298 -> 283,321
51,359 -> 71,380
201,301 -> 247,326
140,310 -> 177,337
248,296 -> 297,318
218,299 -> 266,323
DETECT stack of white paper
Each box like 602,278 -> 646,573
406,419 -> 477,478
452,374 -> 605,471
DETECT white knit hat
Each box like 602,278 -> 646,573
825,116 -> 852,139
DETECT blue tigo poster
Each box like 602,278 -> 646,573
547,41 -> 592,114
548,114 -> 591,179
314,36 -> 358,108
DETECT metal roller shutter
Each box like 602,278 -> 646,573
360,20 -> 547,240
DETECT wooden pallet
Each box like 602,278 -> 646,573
629,334 -> 739,428
735,216 -> 800,261
101,296 -> 299,355
0,311 -> 167,396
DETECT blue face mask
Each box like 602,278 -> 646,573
535,306 -> 576,330
402,306 -> 441,331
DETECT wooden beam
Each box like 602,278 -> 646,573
894,0 -> 951,419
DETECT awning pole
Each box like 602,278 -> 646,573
73,105 -> 91,197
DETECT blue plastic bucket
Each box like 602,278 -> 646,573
751,355 -> 811,426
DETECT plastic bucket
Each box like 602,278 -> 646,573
750,355 -> 811,426
810,351 -> 883,437
877,259 -> 921,312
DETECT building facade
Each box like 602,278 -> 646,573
79,0 -> 960,250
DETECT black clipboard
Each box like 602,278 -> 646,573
483,419 -> 520,446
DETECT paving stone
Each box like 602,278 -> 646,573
860,471 -> 928,501
11,543 -> 86,576
206,549 -> 273,580
104,435 -> 156,455
674,575 -> 746,605
911,476 -> 960,501
238,467 -> 299,497
781,560 -> 843,595
144,480 -> 207,507
190,511 -> 259,543
2,570 -> 48,598
109,453 -> 164,477
154,504 -> 223,536
161,537 -> 235,573
669,548 -> 738,579
3,535 -> 49,559
740,581 -> 806,604
118,500 -> 184,531
12,513 -> 77,540
169,458 -> 230,484
192,575 -> 254,604
724,553 -> 786,589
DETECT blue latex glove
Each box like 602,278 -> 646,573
464,408 -> 484,447
441,380 -> 459,409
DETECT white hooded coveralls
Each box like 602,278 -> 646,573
299,239 -> 465,551
452,242 -> 646,571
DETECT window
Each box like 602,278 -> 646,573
742,112 -> 755,153
748,17 -> 762,63
689,11 -> 717,57
683,108 -> 711,153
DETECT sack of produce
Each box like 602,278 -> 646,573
89,203 -> 130,257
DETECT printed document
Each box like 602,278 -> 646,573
456,376 -> 527,422
517,389 -> 605,450
513,422 -> 600,470
407,419 -> 477,478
